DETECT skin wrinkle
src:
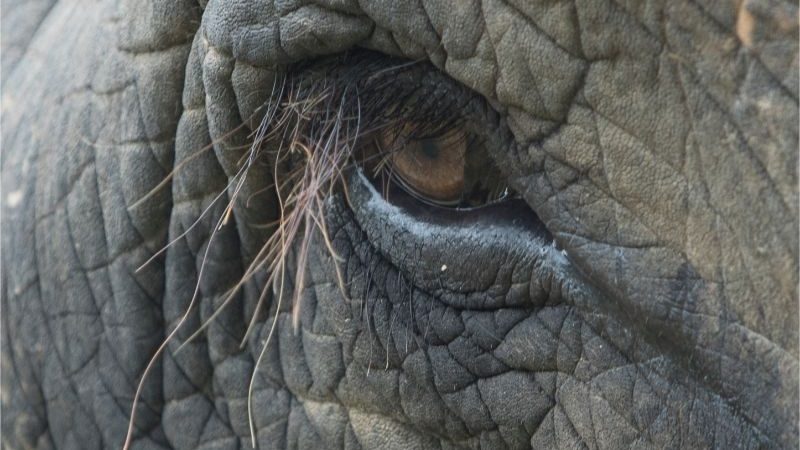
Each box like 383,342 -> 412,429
328,204 -> 536,436
170,42 -> 788,436
0,0 -> 58,80
5,0 -> 192,447
692,0 -> 797,100
318,180 -> 768,446
1,0 -> 796,449
666,1 -> 799,203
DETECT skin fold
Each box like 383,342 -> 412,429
2,1 -> 797,449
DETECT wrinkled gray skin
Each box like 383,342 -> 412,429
2,1 -> 798,449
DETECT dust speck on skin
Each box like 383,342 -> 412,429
736,2 -> 755,48
6,190 -> 23,208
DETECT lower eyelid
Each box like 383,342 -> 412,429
344,169 -> 570,310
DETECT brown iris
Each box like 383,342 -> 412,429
381,127 -> 467,205
358,122 -> 512,208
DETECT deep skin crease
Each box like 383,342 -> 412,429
2,1 -> 798,449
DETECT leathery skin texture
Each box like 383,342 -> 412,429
1,0 -> 797,449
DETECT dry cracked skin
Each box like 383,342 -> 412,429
1,0 -> 798,449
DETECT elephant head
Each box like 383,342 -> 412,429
2,1 -> 797,449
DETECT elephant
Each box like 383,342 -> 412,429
2,0 -> 798,449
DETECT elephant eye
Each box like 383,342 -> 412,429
275,50 -> 517,210
358,123 -> 513,209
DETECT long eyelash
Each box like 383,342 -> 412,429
124,52 -> 472,450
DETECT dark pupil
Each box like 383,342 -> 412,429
418,139 -> 440,159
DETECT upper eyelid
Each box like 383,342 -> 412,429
284,52 -> 479,134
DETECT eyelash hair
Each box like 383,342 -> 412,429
124,51 -> 474,450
